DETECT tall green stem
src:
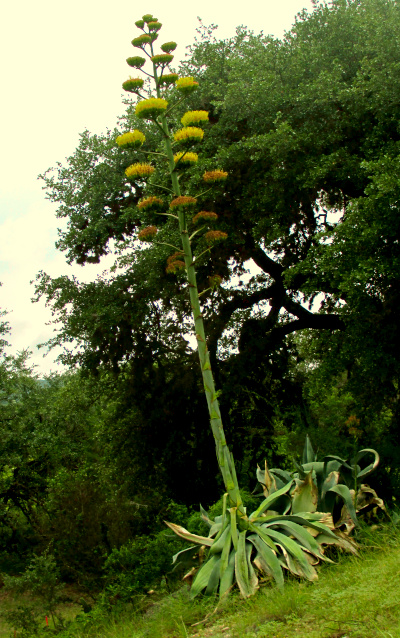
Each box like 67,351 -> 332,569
149,68 -> 245,516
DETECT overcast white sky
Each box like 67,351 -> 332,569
0,0 -> 314,375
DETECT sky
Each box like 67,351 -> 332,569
0,0 -> 315,375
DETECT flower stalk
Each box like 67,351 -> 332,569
120,16 -> 246,518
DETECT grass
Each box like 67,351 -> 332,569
2,521 -> 400,638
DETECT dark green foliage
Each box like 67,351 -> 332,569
103,530 -> 186,601
1,551 -> 67,635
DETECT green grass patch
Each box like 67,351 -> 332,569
2,522 -> 400,638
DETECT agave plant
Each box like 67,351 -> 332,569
117,16 -> 356,598
257,435 -> 384,532
166,483 -> 356,598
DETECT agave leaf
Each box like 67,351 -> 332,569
291,471 -> 318,514
172,545 -> 198,566
302,434 -> 316,464
315,532 -> 358,555
235,531 -> 254,598
210,509 -> 230,546
209,514 -> 224,538
230,507 -> 238,550
356,484 -> 387,517
298,511 -> 335,529
279,544 -> 318,580
249,480 -> 294,521
221,492 -> 228,527
263,520 -> 328,560
165,521 -> 214,547
249,522 -> 279,552
353,449 -> 380,480
210,523 -> 231,554
200,505 -> 213,528
190,554 -> 220,598
205,556 -> 222,595
321,470 -> 340,501
246,539 -> 259,594
247,534 -> 284,590
220,549 -> 236,599
257,460 -> 278,497
261,528 -> 318,580
219,525 -> 232,582
325,484 -> 358,526
259,513 -> 337,539
293,458 -> 307,479
270,468 -> 293,489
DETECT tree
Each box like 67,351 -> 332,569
35,0 -> 400,492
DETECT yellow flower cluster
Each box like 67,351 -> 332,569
203,170 -> 228,182
173,151 -> 198,166
138,225 -> 158,241
135,98 -> 168,120
192,211 -> 218,224
125,163 -> 155,179
176,77 -> 199,95
173,127 -> 204,144
170,196 -> 197,208
116,130 -> 145,149
181,110 -> 209,127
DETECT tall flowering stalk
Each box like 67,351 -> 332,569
117,15 -> 353,599
123,15 -> 245,518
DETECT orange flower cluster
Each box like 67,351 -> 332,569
137,196 -> 164,210
170,196 -> 197,208
166,251 -> 186,274
203,170 -> 228,182
138,226 -> 158,241
204,231 -> 228,245
192,211 -> 218,224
